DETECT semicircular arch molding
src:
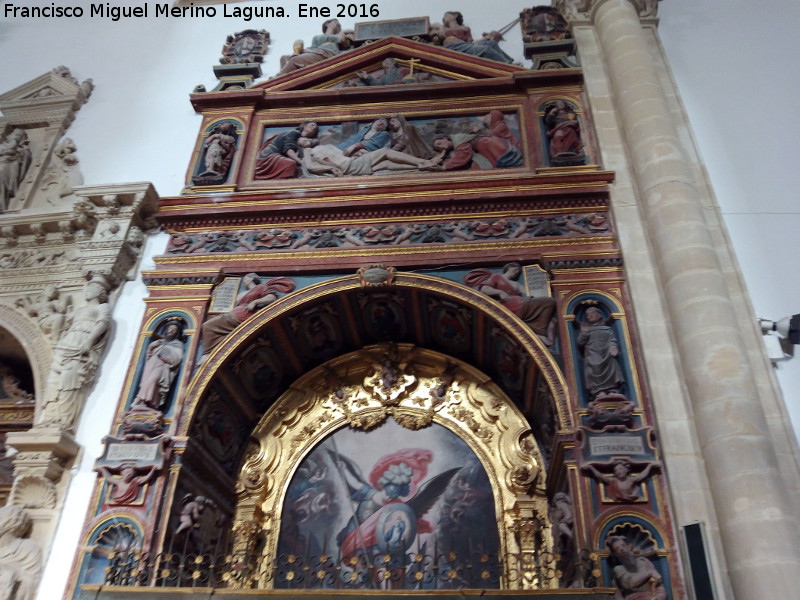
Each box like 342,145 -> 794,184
182,272 -> 572,437
0,303 -> 51,404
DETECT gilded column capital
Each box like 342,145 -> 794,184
554,0 -> 659,24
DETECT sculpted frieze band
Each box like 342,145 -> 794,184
166,212 -> 611,255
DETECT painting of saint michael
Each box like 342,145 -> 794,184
276,420 -> 500,589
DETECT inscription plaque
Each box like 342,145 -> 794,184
354,17 -> 430,41
209,276 -> 241,313
523,264 -> 551,298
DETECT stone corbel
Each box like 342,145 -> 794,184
58,219 -> 74,242
102,194 -> 120,215
30,223 -> 46,244
0,225 -> 19,247
5,428 -> 79,509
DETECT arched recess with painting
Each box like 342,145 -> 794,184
0,305 -> 45,505
148,271 -> 574,591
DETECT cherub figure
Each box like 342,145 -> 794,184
550,492 -> 574,542
175,494 -> 215,536
96,463 -> 157,504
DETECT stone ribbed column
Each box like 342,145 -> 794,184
587,0 -> 800,597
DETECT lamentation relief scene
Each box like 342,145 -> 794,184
254,111 -> 523,181
0,5 -> 689,600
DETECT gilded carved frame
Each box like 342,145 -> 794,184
230,343 -> 554,590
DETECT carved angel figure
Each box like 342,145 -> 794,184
583,459 -> 658,503
175,494 -> 215,537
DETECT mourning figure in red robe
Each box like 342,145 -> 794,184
430,118 -> 522,171
254,121 -> 319,180
202,273 -> 296,355
465,262 -> 556,346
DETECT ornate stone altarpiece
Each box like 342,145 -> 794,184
72,8 -> 677,600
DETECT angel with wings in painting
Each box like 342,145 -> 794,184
327,448 -> 459,559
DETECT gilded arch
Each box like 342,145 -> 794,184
231,343 -> 553,590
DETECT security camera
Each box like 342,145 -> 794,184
759,314 -> 800,363
759,315 -> 800,344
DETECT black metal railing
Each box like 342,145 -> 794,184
104,550 -> 569,590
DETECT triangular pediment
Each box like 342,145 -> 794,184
257,36 -> 526,93
0,67 -> 91,130
0,68 -> 82,104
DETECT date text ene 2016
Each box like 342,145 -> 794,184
298,4 -> 379,19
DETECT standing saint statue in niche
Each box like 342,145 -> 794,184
577,306 -> 625,399
194,122 -> 238,185
0,128 -> 32,212
544,100 -> 584,165
130,320 -> 186,412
